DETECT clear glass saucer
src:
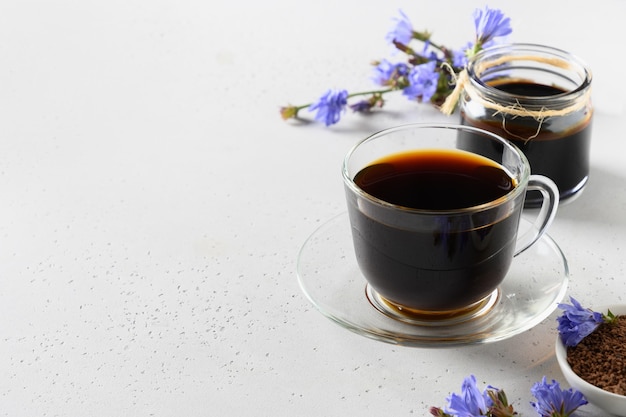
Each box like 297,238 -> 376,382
297,212 -> 569,347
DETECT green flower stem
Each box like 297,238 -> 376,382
412,30 -> 432,43
347,88 -> 393,99
604,309 -> 618,324
290,88 -> 394,115
413,30 -> 451,58
466,40 -> 487,59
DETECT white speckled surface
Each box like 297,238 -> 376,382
0,0 -> 624,415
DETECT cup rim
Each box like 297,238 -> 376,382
342,123 -> 530,215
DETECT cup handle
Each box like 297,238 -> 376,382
514,175 -> 560,257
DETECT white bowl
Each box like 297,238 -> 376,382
555,304 -> 626,417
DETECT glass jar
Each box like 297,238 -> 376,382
458,43 -> 593,207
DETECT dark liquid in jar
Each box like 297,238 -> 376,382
348,149 -> 519,311
461,81 -> 592,206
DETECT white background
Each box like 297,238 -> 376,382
0,0 -> 624,415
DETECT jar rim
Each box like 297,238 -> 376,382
466,43 -> 592,104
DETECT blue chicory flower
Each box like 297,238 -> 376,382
282,7 -> 515,125
445,375 -> 493,417
556,296 -> 604,347
371,59 -> 410,86
530,377 -> 588,417
452,42 -> 472,67
473,6 -> 512,46
385,9 -> 414,45
308,89 -> 348,126
402,61 -> 440,102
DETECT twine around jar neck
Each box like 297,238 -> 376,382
439,54 -> 593,124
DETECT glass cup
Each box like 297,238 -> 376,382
342,123 -> 559,324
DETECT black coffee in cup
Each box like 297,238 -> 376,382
348,149 -> 520,312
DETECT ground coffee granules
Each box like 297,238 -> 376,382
566,315 -> 626,395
